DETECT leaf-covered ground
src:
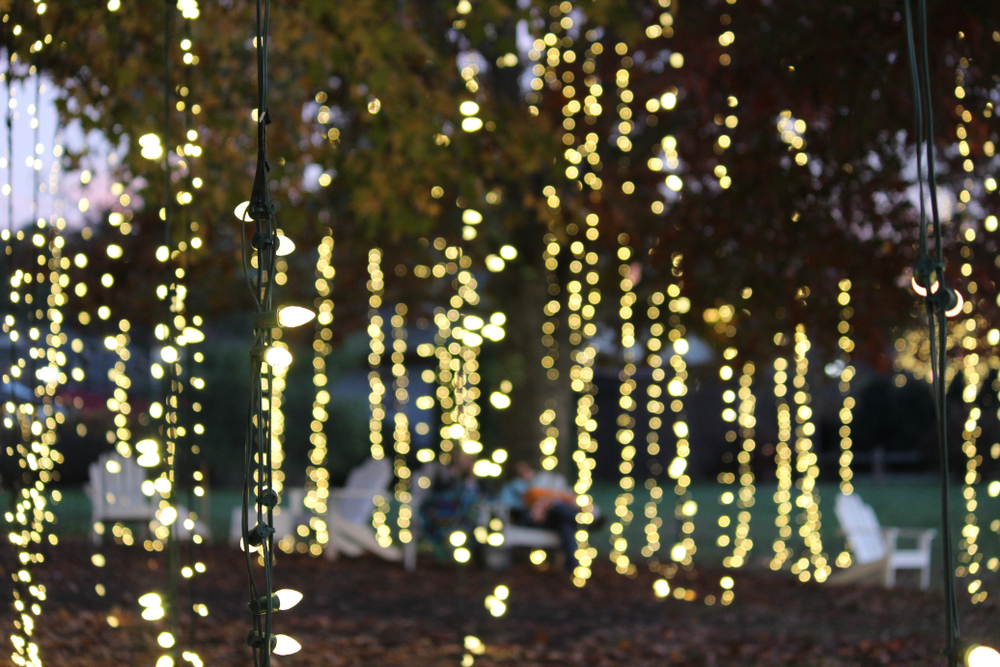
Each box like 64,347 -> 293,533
2,541 -> 998,666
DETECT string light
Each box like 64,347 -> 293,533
950,46 -> 989,606
305,232 -> 334,555
663,278 -> 696,588
240,2 -> 306,660
390,304 -> 413,547
835,279 -> 856,569
567,212 -> 600,588
365,248 -> 394,548
367,248 -> 386,462
642,293 -> 666,563
271,344 -> 291,553
5,52 -> 60,667
724,360 -> 755,590
770,353 -> 795,571
610,232 -> 638,576
538,232 -> 560,471
788,325 -> 830,582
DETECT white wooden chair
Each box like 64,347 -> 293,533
86,452 -> 156,544
832,492 -> 937,590
324,458 -> 401,562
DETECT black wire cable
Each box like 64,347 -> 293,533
903,1 -> 960,664
242,0 -> 279,664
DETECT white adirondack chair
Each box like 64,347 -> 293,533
324,457 -> 401,562
87,452 -> 156,544
229,487 -> 307,547
832,492 -> 937,590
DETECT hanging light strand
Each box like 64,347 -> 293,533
770,355 -> 795,571
610,232 -> 638,576
663,278 -> 696,579
642,293 -> 667,563
391,304 -> 413,547
306,232 -> 334,554
789,325 -> 830,583
239,0 -> 306,660
836,279 -> 856,495
538,233 -> 560,471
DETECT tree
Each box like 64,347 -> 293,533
18,0 -> 1000,466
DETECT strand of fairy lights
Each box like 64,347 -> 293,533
565,24 -> 610,589
662,280 -> 698,595
722,361 -> 755,600
770,354 -> 795,571
5,38 -> 51,667
834,279 -> 856,570
529,0 -> 577,491
789,325 -> 830,583
366,248 -> 391,547
956,348 -> 987,603
836,279 -> 855,495
567,213 -> 600,588
538,232 -> 560,471
715,340 -> 740,567
631,0 -> 678,580
391,304 -> 413,547
642,294 -> 667,563
608,41 -> 639,573
610,231 -> 638,576
306,232 -> 334,554
174,5 -> 211,638
951,52 -> 991,606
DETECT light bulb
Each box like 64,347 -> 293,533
182,326 -> 205,344
273,635 -> 301,656
276,306 -> 315,328
275,589 -> 303,610
138,593 -> 162,608
137,452 -> 160,468
157,632 -> 175,648
264,346 -> 293,369
157,506 -> 177,526
136,438 -> 158,454
141,605 -> 165,621
945,290 -> 965,318
276,234 -> 295,256
967,646 -> 1000,667
234,201 -> 250,221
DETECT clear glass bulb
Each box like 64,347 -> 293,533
275,589 -> 303,610
945,290 -> 964,318
138,593 -> 162,608
264,347 -> 293,369
276,234 -> 296,257
276,306 -> 315,328
968,646 -> 1000,667
234,201 -> 250,220
273,634 -> 301,656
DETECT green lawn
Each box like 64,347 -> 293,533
8,476 -> 994,585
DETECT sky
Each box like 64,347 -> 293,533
0,74 -> 115,233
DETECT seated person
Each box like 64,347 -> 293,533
418,452 -> 481,562
499,462 -> 599,571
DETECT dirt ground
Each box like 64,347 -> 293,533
1,540 -> 998,666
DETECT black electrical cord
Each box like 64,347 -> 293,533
242,0 -> 279,664
902,1 -> 960,665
